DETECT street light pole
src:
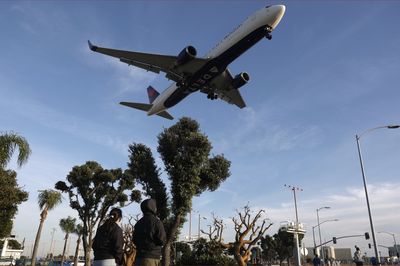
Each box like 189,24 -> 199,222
189,210 -> 192,241
198,213 -> 200,240
317,207 -> 330,263
378,231 -> 398,257
356,125 -> 400,264
313,226 -> 316,249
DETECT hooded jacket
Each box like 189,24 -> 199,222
92,220 -> 124,264
133,199 -> 166,259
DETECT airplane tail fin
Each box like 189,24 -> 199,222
120,102 -> 174,120
147,86 -> 160,104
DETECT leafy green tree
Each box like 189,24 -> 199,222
0,239 -> 22,250
55,161 -> 142,266
0,169 -> 28,238
0,132 -> 31,169
59,216 -> 76,266
179,238 -> 235,265
0,132 -> 30,238
73,224 -> 83,266
260,234 -> 278,264
173,241 -> 191,264
31,190 -> 62,266
274,230 -> 295,266
127,117 -> 231,266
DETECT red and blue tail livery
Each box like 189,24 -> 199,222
147,86 -> 160,104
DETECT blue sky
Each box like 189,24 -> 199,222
1,0 -> 400,258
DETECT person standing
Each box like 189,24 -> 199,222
92,208 -> 124,266
353,246 -> 363,266
313,254 -> 321,266
133,199 -> 166,266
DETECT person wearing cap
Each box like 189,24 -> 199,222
133,199 -> 166,266
92,208 -> 124,266
353,246 -> 363,266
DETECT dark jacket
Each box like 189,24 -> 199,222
92,221 -> 124,264
133,199 -> 166,259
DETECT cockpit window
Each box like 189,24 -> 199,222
266,5 -> 271,8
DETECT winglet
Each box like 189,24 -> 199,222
88,40 -> 98,51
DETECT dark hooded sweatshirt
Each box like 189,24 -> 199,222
92,221 -> 124,264
133,199 -> 166,259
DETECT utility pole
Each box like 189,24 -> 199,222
284,184 -> 303,266
49,228 -> 56,259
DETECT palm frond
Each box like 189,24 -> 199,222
38,190 -> 62,210
0,132 -> 31,168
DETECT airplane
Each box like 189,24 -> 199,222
88,4 -> 286,120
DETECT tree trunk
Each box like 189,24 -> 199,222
84,224 -> 94,266
31,209 -> 47,266
124,249 -> 136,266
61,233 -> 69,266
161,215 -> 181,266
234,245 -> 246,266
74,235 -> 81,266
162,242 -> 172,266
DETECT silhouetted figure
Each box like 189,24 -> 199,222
370,256 -> 378,266
133,199 -> 166,266
313,254 -> 322,266
353,246 -> 363,266
93,208 -> 124,266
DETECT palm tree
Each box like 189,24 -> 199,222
73,224 -> 84,266
31,190 -> 62,266
60,216 -> 76,266
0,132 -> 31,169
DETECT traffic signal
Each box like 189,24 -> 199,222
368,243 -> 371,249
365,232 -> 370,240
333,237 -> 337,244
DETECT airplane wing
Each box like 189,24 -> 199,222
88,41 -> 208,82
205,69 -> 246,108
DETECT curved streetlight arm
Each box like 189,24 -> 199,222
312,219 -> 339,230
378,231 -> 398,256
378,231 -> 395,237
357,125 -> 400,140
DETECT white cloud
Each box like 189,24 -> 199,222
10,3 -> 69,36
0,89 -> 131,155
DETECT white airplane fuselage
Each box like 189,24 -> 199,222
147,5 -> 286,116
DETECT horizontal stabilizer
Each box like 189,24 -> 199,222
120,102 -> 174,120
156,110 -> 174,120
120,102 -> 152,112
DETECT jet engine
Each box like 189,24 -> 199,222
231,72 -> 250,89
175,46 -> 197,66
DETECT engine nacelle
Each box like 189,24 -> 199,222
175,46 -> 197,66
231,72 -> 250,89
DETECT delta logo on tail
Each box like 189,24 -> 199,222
89,5 -> 286,119
147,86 -> 160,104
